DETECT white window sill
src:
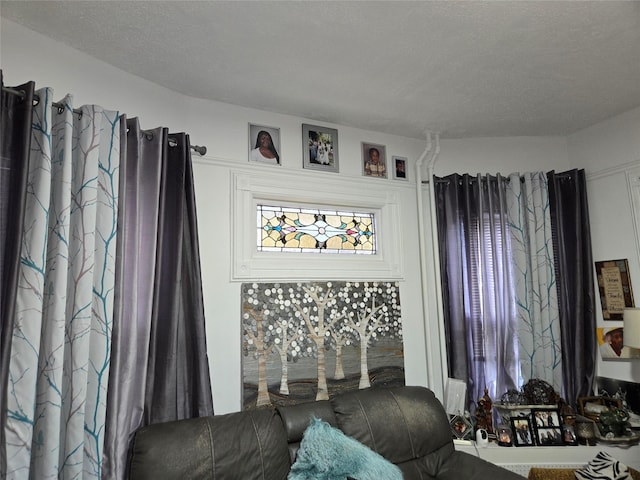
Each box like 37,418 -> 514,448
455,441 -> 640,475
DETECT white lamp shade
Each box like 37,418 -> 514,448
623,308 -> 640,349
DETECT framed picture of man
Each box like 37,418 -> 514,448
596,326 -> 640,359
248,124 -> 281,166
362,142 -> 387,178
302,124 -> 339,173
392,156 -> 408,180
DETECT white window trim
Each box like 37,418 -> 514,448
626,164 -> 640,268
231,170 -> 404,281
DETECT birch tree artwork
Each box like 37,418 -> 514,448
242,281 -> 404,409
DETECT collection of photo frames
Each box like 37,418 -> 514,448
248,122 -> 408,180
509,408 -> 578,447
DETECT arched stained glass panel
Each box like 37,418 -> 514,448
257,204 -> 376,254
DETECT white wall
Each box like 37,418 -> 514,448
434,136 -> 569,176
568,107 -> 640,385
3,17 -> 637,416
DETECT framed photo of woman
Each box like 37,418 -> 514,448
249,124 -> 281,166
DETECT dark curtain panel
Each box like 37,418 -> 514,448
103,119 -> 213,480
547,169 -> 596,409
144,131 -> 213,423
434,173 -> 470,391
434,173 -> 518,406
102,117 -> 163,479
0,74 -> 34,474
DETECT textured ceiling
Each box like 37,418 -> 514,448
2,1 -> 640,139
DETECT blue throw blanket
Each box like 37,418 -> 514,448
288,418 -> 403,480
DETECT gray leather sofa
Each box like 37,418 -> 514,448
128,385 -> 524,479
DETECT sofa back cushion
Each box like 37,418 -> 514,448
330,386 -> 454,473
128,409 -> 290,480
277,399 -> 338,463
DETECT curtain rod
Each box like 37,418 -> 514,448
3,86 -> 207,156
422,172 -> 574,184
3,86 -> 83,116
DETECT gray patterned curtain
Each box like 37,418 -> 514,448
1,73 -> 213,479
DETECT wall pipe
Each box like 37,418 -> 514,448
415,132 -> 436,391
425,134 -> 448,394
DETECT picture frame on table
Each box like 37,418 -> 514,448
392,156 -> 408,180
361,142 -> 387,178
302,124 -> 339,173
248,123 -> 281,166
449,413 -> 474,441
531,408 -> 564,446
510,417 -> 535,446
562,424 -> 579,446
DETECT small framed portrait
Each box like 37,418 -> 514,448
392,156 -> 408,180
562,424 -> 579,446
597,326 -> 640,359
449,414 -> 473,441
249,124 -> 281,166
531,409 -> 564,446
362,142 -> 387,178
302,124 -> 339,173
510,417 -> 535,446
531,409 -> 560,429
534,426 -> 564,446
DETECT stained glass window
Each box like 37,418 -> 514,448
257,204 -> 376,254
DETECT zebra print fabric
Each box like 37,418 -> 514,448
575,451 -> 631,480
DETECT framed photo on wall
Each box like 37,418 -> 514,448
248,123 -> 281,166
362,142 -> 387,178
302,124 -> 339,172
595,259 -> 635,320
392,156 -> 408,180
596,326 -> 640,359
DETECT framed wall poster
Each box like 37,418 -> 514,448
249,123 -> 281,165
392,156 -> 408,181
595,259 -> 635,320
361,142 -> 387,178
531,408 -> 564,446
241,281 -> 405,410
302,124 -> 339,172
510,417 -> 535,446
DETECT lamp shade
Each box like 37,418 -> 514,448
623,308 -> 640,349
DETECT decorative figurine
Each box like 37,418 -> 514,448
475,388 -> 494,436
